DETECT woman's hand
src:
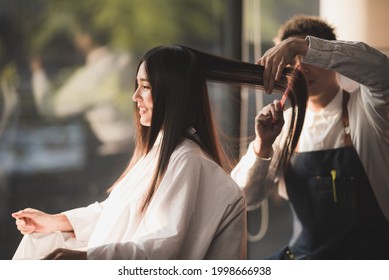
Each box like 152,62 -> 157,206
253,100 -> 284,158
43,248 -> 87,260
12,208 -> 73,235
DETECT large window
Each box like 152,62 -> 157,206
0,0 -> 319,259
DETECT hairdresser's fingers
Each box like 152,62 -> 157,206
257,50 -> 274,94
257,112 -> 272,126
254,110 -> 282,156
264,58 -> 279,94
256,103 -> 277,131
255,104 -> 270,127
258,101 -> 284,127
271,100 -> 283,123
271,100 -> 284,127
260,105 -> 284,145
275,59 -> 287,82
266,63 -> 277,94
256,56 -> 263,65
268,102 -> 277,124
266,101 -> 283,125
268,102 -> 276,118
261,55 -> 284,94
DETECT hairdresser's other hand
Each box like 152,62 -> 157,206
257,37 -> 308,94
43,248 -> 87,260
12,208 -> 73,235
254,100 -> 284,158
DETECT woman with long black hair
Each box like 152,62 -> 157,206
12,45 -> 307,260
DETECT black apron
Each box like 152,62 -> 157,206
272,91 -> 389,259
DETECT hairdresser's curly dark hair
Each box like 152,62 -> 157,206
275,14 -> 337,43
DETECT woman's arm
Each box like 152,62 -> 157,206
12,208 -> 73,234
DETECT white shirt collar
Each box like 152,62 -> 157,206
300,87 -> 345,151
306,87 -> 343,119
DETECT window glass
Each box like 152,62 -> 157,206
0,0 -> 319,259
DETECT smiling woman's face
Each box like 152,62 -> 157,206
132,62 -> 153,126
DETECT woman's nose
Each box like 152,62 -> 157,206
132,87 -> 140,102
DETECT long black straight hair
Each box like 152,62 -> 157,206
111,45 -> 307,214
184,46 -> 307,174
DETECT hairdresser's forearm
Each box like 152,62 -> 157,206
231,143 -> 273,210
303,36 -> 389,90
253,137 -> 273,158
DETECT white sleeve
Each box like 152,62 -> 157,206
231,143 -> 274,210
303,36 -> 389,140
87,152 -> 202,260
231,108 -> 294,209
62,200 -> 106,243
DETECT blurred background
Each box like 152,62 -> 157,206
1,0 -> 388,260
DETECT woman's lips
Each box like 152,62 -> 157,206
138,106 -> 147,114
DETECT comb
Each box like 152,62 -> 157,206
280,65 -> 300,109
280,84 -> 291,109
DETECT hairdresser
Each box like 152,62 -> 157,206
231,15 -> 389,259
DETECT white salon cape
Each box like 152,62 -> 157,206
13,137 -> 247,259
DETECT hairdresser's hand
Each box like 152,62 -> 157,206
12,208 -> 73,235
257,38 -> 308,94
253,100 -> 284,158
43,248 -> 87,260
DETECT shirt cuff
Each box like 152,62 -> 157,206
302,36 -> 334,69
62,202 -> 102,243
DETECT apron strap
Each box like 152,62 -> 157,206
341,90 -> 352,146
